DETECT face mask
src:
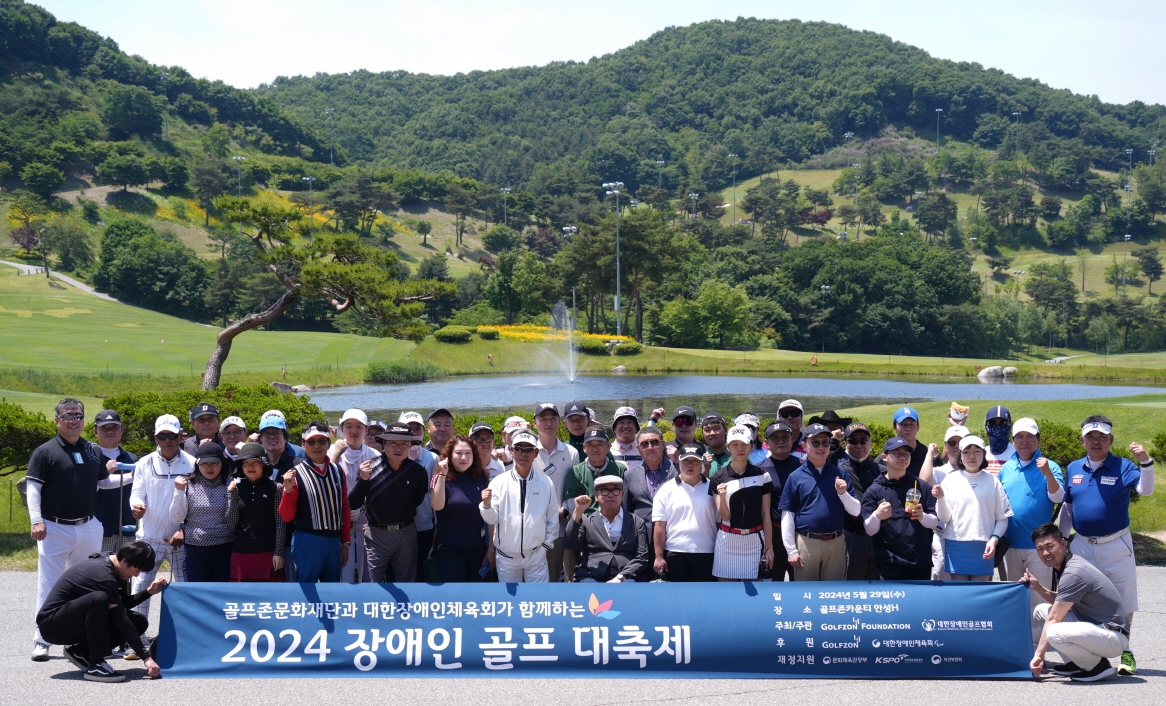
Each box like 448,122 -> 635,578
986,424 -> 1011,455
850,453 -> 869,463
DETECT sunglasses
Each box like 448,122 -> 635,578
596,488 -> 622,496
58,413 -> 84,422
472,436 -> 495,444
672,417 -> 695,427
304,438 -> 330,446
155,433 -> 179,441
638,439 -> 662,448
946,438 -> 963,447
513,446 -> 537,454
887,450 -> 912,459
778,411 -> 802,419
846,437 -> 870,445
807,439 -> 830,448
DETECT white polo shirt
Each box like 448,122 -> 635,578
533,437 -> 579,509
651,476 -> 717,554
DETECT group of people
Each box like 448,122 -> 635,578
26,395 -> 1154,683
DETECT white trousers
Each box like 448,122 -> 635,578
34,518 -> 103,643
131,537 -> 186,617
1072,530 -> 1138,613
496,548 -> 549,583
1035,603 -> 1128,670
931,534 -> 950,580
341,511 -> 367,583
1004,547 -> 1055,643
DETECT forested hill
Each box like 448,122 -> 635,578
258,17 -> 1166,191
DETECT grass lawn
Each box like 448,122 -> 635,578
0,478 -> 34,571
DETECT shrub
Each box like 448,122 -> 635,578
574,337 -> 610,355
478,328 -> 499,340
100,385 -> 323,456
433,326 -> 473,343
365,359 -> 445,384
612,341 -> 643,355
0,400 -> 56,473
481,224 -> 519,252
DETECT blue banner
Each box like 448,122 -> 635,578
156,581 -> 1031,678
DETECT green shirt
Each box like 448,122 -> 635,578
564,458 -> 627,515
706,448 -> 732,476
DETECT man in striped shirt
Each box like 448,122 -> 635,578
279,422 -> 351,583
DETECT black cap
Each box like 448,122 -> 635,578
844,422 -> 870,438
765,421 -> 792,438
94,410 -> 122,426
190,403 -> 219,421
802,422 -> 831,438
376,423 -> 416,442
196,441 -> 224,465
672,406 -> 696,421
583,427 -> 610,442
533,402 -> 559,417
883,436 -> 911,452
564,401 -> 588,418
701,413 -> 726,427
470,422 -> 495,436
985,405 -> 1012,422
427,408 -> 453,421
677,443 -> 705,460
237,442 -> 267,461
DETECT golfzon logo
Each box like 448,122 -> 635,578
588,594 -> 620,620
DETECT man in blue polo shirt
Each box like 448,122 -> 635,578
779,423 -> 860,581
1061,415 -> 1154,676
998,418 -> 1065,640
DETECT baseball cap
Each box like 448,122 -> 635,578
594,475 -> 624,488
367,420 -> 387,432
301,421 -> 331,441
726,425 -> 753,445
883,436 -> 911,452
534,402 -> 559,417
511,430 -> 538,447
427,408 -> 453,421
502,416 -> 526,434
583,427 -> 610,443
94,410 -> 122,426
564,401 -> 588,418
470,422 -> 495,436
399,411 -> 424,426
189,402 -> 219,421
261,409 -> 286,422
802,422 -> 831,438
258,415 -> 287,432
236,442 -> 267,461
613,406 -> 639,427
765,421 -> 792,438
587,407 -> 598,422
959,435 -> 987,451
701,412 -> 727,427
1013,418 -> 1040,436
892,406 -> 919,424
985,405 -> 1012,422
340,408 -> 369,426
944,425 -> 970,443
195,441 -> 224,465
672,406 -> 696,421
677,443 -> 706,460
844,422 -> 870,439
778,399 -> 803,414
376,423 -> 415,442
734,413 -> 760,428
154,414 -> 181,435
219,415 -> 246,433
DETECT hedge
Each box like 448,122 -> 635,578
574,338 -> 610,355
477,328 -> 499,340
612,341 -> 643,356
0,400 -> 56,473
433,326 -> 473,343
365,359 -> 445,384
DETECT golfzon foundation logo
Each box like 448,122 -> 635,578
589,594 -> 620,620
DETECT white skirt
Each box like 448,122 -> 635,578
712,529 -> 763,579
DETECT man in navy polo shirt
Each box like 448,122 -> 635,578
862,436 -> 938,580
1061,415 -> 1154,675
779,423 -> 860,581
836,422 -> 883,581
758,421 -> 801,581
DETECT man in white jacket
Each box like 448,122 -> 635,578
480,430 -> 559,582
129,415 -> 195,618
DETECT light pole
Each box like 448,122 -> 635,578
326,108 -> 335,166
501,187 -> 511,227
819,285 -> 831,353
161,72 -> 169,140
603,181 -> 625,336
232,156 -> 245,238
843,131 -> 854,172
1123,233 -> 1132,296
656,158 -> 665,189
688,192 -> 699,219
629,199 -> 638,210
302,176 -> 316,218
729,153 -> 739,224
935,109 -> 943,151
852,163 -> 861,205
1150,148 -> 1158,168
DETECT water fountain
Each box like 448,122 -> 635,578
546,300 -> 579,383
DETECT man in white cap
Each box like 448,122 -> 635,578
494,416 -> 528,470
128,414 -> 195,620
777,400 -> 806,458
565,475 -> 649,582
610,407 -> 643,474
327,409 -> 380,583
1060,415 -> 1154,675
998,417 -> 1065,639
480,430 -> 559,582
531,403 -> 579,582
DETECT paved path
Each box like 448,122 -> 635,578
0,259 -> 120,302
2,568 -> 1163,706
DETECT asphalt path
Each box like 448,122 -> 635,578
2,568 -> 1163,706
0,259 -> 120,302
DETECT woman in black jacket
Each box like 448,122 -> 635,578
228,442 -> 286,581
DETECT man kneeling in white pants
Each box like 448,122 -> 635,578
480,431 -> 558,582
1025,523 -> 1129,683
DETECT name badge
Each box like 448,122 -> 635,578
72,452 -> 84,465
543,464 -> 557,476
1071,475 -> 1084,485
1100,476 -> 1117,486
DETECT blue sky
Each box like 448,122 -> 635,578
36,0 -> 1166,105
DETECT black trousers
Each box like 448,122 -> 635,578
185,542 -> 234,582
416,528 -> 435,563
663,551 -> 715,582
435,542 -> 487,583
878,563 -> 932,581
38,591 -> 148,663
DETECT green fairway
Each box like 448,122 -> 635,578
0,265 -> 413,374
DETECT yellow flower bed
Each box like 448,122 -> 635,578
477,325 -> 633,344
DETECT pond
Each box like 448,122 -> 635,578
306,373 -> 1165,422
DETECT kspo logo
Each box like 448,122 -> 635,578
875,654 -> 910,664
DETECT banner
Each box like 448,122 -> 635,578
156,581 -> 1031,678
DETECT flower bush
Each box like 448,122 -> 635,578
476,325 -> 632,346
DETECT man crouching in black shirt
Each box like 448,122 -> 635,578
36,541 -> 168,682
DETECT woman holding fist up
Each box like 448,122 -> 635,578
170,442 -> 236,582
